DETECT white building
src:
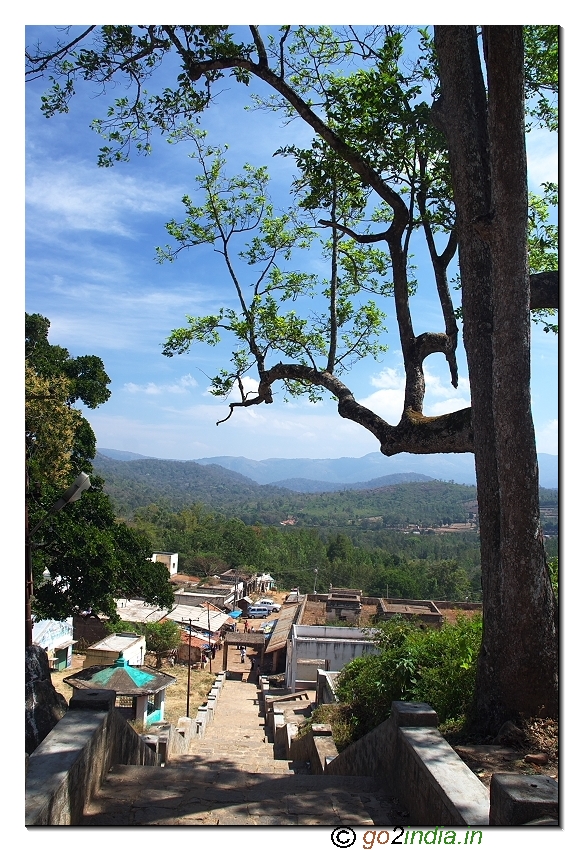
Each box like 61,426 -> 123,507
151,551 -> 178,576
33,618 -> 75,671
285,624 -> 379,692
83,632 -> 146,668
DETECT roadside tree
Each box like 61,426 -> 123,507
26,314 -> 175,621
144,620 -> 182,668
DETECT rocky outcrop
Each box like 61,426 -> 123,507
26,645 -> 68,755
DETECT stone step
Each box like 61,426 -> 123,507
177,754 -> 311,774
82,764 -> 403,826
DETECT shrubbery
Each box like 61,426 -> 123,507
334,614 -> 483,740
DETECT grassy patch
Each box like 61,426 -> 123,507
300,703 -> 358,752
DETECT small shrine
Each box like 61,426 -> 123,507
63,656 -> 176,726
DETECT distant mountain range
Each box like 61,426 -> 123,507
98,448 -> 558,490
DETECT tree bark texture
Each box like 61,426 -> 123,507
434,26 -> 558,731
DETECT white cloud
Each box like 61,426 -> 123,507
26,162 -> 181,238
88,400 -> 380,461
370,367 -> 405,390
426,397 -> 470,416
357,387 -> 404,423
363,365 -> 470,420
424,371 -> 470,399
536,418 -> 559,455
124,374 -> 198,395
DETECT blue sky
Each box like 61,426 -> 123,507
24,22 -> 558,463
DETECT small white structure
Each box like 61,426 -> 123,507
285,624 -> 379,692
33,618 -> 75,671
151,551 -> 179,576
83,632 -> 146,669
257,573 -> 276,593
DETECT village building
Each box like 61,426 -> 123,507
284,624 -> 379,692
63,657 -> 176,726
325,587 -> 363,622
376,597 -> 444,628
82,632 -> 146,669
33,618 -> 76,671
151,551 -> 179,576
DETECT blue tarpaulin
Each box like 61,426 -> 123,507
230,610 -> 243,618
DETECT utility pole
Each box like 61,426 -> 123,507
186,618 -> 192,717
207,603 -> 213,674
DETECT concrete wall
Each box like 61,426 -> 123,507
285,625 -> 379,691
315,670 -> 339,706
25,690 -> 157,826
324,701 -> 491,826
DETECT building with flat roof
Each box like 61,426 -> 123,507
151,551 -> 179,576
376,598 -> 444,628
83,632 -> 146,668
285,624 -> 379,692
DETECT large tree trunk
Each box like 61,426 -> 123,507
434,26 -> 558,732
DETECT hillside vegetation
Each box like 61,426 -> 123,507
94,453 -> 557,532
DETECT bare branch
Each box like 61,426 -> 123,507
25,26 -> 97,76
250,26 -> 268,67
318,219 -> 390,244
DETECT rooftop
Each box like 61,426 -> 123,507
64,658 -> 176,695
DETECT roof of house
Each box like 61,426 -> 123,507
165,603 -> 234,632
86,633 -> 144,653
264,603 -> 302,654
114,599 -> 168,624
180,633 -> 214,650
63,658 -> 176,695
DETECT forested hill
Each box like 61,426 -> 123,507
93,453 -> 279,515
89,453 -> 492,531
269,472 -> 433,493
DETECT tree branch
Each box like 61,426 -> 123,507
25,26 -> 97,76
218,361 -> 473,454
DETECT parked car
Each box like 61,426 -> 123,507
255,599 -> 281,612
247,606 -> 272,619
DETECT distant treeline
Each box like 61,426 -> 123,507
129,502 -> 555,603
94,452 -> 557,531
95,453 -> 558,602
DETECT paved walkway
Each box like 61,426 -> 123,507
82,674 -> 404,826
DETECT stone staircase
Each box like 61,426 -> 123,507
82,676 -> 404,826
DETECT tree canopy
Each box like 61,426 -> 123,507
25,313 -> 175,621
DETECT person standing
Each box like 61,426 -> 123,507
240,646 -> 246,663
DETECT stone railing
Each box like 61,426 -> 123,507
26,690 -> 156,826
274,697 -> 558,826
323,701 -> 558,826
25,671 -> 227,826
